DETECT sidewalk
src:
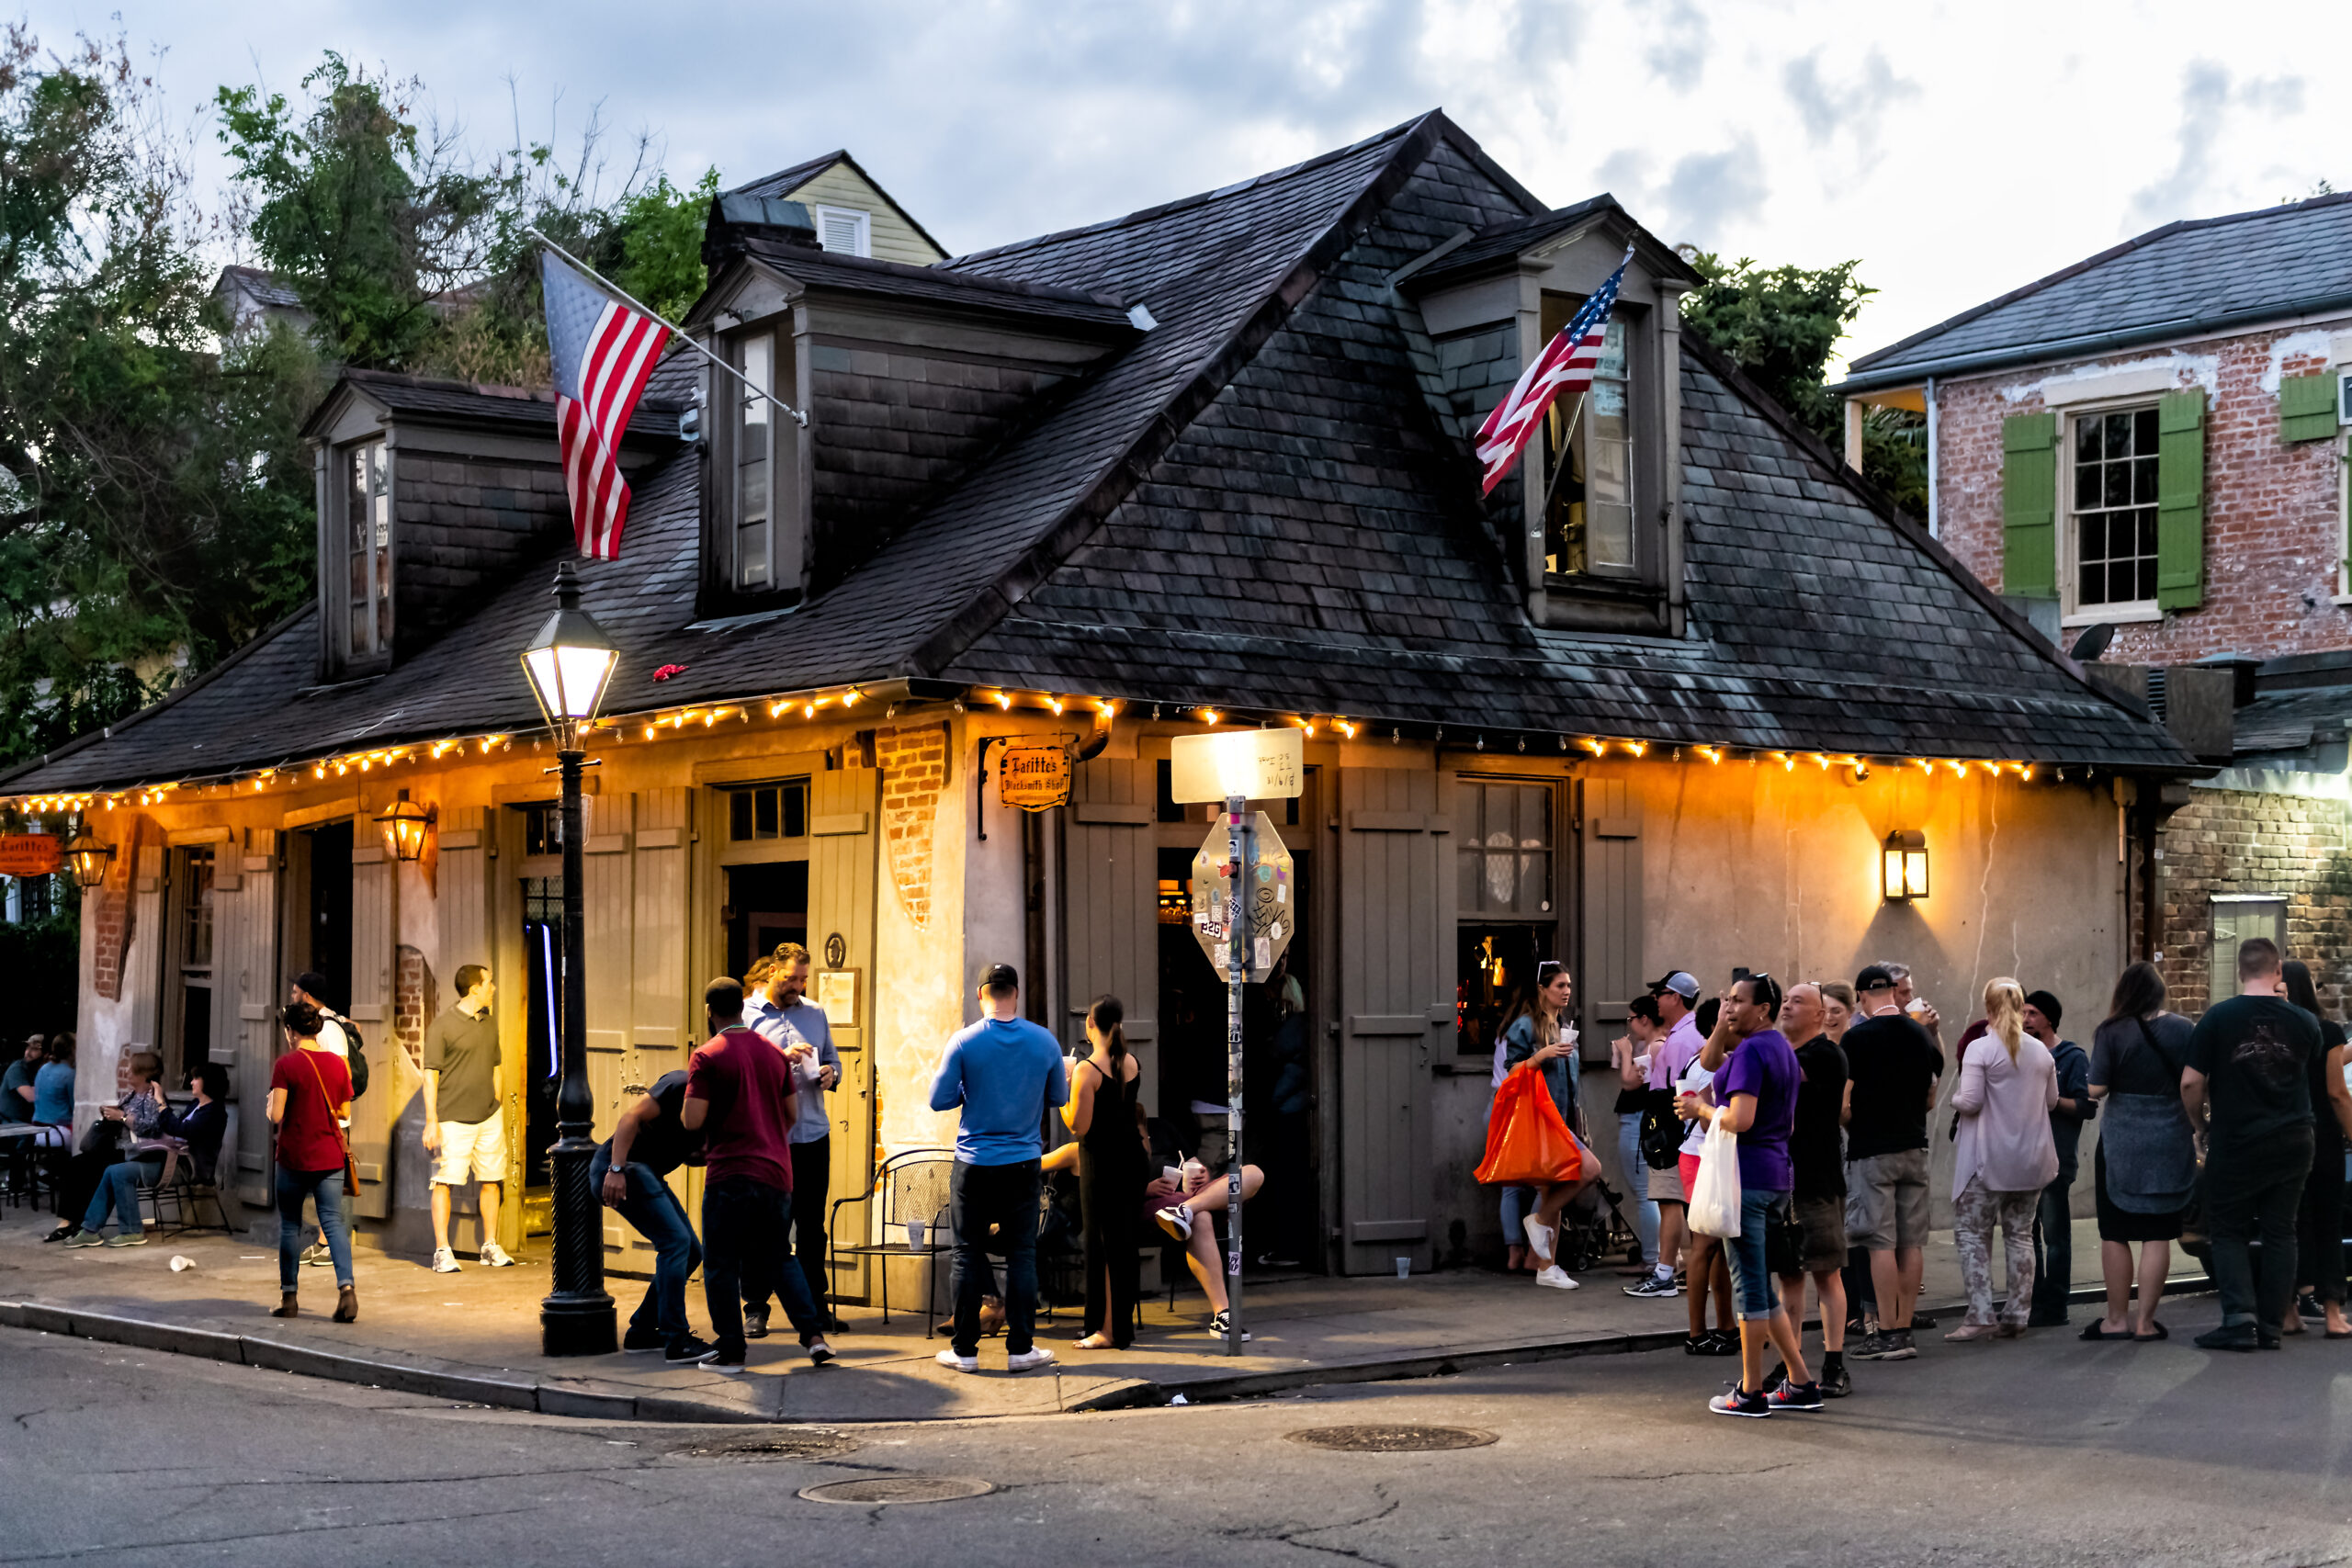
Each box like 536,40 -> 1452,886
0,1207 -> 2205,1424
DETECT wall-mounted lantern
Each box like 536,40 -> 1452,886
376,789 -> 435,863
62,821 -> 115,889
1882,829 -> 1928,902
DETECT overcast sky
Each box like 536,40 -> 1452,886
23,0 -> 2348,362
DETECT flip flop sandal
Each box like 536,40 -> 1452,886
2079,1323 -> 2134,1340
2133,1322 -> 2168,1341
2325,1328 -> 2352,1339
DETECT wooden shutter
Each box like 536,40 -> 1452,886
1064,758 -> 1158,1075
212,831 -> 277,1208
434,807 -> 492,1230
582,792 -> 634,1150
1336,768 -> 1442,1273
2000,412 -> 2058,599
810,768 -> 878,1300
2156,388 -> 2206,611
1579,779 -> 1644,1042
346,832 -> 394,1219
603,788 -> 690,1260
2281,371 -> 2340,443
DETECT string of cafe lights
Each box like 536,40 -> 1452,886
1,682 -> 2097,818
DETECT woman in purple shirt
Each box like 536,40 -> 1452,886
1681,973 -> 1813,1416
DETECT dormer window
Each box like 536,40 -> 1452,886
1543,319 -> 1635,577
734,333 -> 775,590
812,206 -> 872,257
340,440 -> 393,665
718,326 -> 800,601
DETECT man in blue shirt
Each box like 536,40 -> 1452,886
929,962 -> 1068,1373
746,942 -> 845,1337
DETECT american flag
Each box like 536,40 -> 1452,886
1474,247 -> 1634,495
540,251 -> 671,559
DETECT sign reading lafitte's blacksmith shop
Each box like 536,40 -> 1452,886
997,739 -> 1073,810
0,834 -> 62,877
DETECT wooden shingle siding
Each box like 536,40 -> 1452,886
390,449 -> 573,660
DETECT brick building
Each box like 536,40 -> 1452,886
1838,193 -> 2352,1011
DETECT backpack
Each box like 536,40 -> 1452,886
334,1012 -> 370,1100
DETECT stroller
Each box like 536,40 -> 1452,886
1553,1174 -> 1645,1272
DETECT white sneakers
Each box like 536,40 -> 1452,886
431,1247 -> 461,1274
480,1243 -> 515,1268
1533,1266 -> 1579,1291
934,1348 -> 978,1372
1521,1214 -> 1555,1263
1006,1348 -> 1057,1372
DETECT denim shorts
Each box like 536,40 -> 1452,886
1725,1187 -> 1792,1321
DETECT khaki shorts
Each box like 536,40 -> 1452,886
1647,1164 -> 1687,1204
433,1109 -> 507,1186
1795,1194 -> 1848,1273
1844,1148 -> 1931,1251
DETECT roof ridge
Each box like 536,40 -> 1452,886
1848,187 -> 2352,378
944,115 -> 1431,269
733,237 -> 1126,310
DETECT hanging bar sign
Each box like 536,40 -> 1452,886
997,739 -> 1073,811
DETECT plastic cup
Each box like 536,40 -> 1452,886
907,1220 -> 925,1251
1394,1256 -> 1410,1279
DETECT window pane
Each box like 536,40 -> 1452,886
2132,455 -> 2159,506
2075,415 -> 2102,462
729,790 -> 752,841
2103,412 -> 2132,454
2103,460 -> 2132,508
2133,408 -> 2159,451
783,783 -> 808,839
753,786 -> 779,839
2071,407 -> 2161,607
736,335 -> 773,590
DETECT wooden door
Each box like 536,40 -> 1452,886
582,790 -> 634,1156
1335,767 -> 1448,1274
1064,757 -> 1158,1079
1578,778 -> 1644,1048
347,832 -> 395,1220
809,768 -> 877,1300
210,830 -> 277,1209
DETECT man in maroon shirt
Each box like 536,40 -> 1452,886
682,977 -> 834,1374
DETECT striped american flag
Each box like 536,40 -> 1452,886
1474,246 -> 1634,496
540,251 -> 671,559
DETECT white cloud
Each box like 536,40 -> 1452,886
22,0 -> 2350,366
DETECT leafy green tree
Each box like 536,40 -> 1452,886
1677,247 -> 1927,519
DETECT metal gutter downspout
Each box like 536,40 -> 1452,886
1925,377 -> 1939,538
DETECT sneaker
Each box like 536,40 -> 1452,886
710,1346 -> 747,1375
934,1348 -> 978,1372
1884,1328 -> 1918,1360
1849,1330 -> 1903,1362
1819,1360 -> 1853,1398
1766,1380 -> 1825,1412
1533,1265 -> 1578,1290
622,1326 -> 667,1354
431,1247 -> 461,1274
1709,1386 -> 1772,1418
62,1229 -> 105,1249
664,1335 -> 719,1366
1521,1214 -> 1555,1263
105,1230 -> 151,1247
1910,1312 -> 1938,1330
1207,1310 -> 1253,1342
742,1305 -> 771,1339
1706,1328 -> 1742,1356
300,1242 -> 333,1268
1623,1274 -> 1681,1298
1154,1203 -> 1193,1241
1005,1348 -> 1057,1372
2194,1322 -> 2259,1352
480,1243 -> 516,1268
806,1337 -> 836,1367
2298,1292 -> 2327,1323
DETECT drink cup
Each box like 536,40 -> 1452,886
1395,1256 -> 1411,1279
906,1220 -> 926,1251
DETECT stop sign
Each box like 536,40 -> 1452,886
1189,813 -> 1295,982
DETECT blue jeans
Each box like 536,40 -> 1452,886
83,1156 -> 162,1234
2030,1175 -> 2074,1322
701,1176 -> 823,1354
1500,1185 -> 1536,1243
277,1167 -> 352,1290
1614,1112 -> 1660,1264
950,1158 -> 1040,1357
591,1148 -> 701,1345
1725,1186 -> 1791,1322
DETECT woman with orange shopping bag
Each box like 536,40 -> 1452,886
1489,962 -> 1600,1290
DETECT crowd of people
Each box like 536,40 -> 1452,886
1492,937 -> 2352,1416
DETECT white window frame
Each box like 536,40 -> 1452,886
731,332 -> 776,592
812,205 -> 872,258
2059,396 -> 2165,626
337,438 -> 394,665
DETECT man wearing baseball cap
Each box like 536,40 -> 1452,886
929,962 -> 1069,1373
1842,964 -> 1944,1361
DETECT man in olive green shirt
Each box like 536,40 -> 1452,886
423,964 -> 513,1271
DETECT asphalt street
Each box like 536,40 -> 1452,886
5,1291 -> 2351,1568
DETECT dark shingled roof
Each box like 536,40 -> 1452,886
0,112 -> 2192,795
1841,190 -> 2352,392
215,264 -> 303,310
302,367 -> 686,443
715,236 -> 1136,331
1399,194 -> 1704,295
727,148 -> 950,261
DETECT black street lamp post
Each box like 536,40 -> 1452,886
520,560 -> 619,1357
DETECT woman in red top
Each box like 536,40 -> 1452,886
266,1000 -> 357,1321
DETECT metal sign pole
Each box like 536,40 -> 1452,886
1225,794 -> 1250,1356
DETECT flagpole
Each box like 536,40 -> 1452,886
1535,390 -> 1591,526
526,226 -> 809,428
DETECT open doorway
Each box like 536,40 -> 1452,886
519,877 -> 565,1208
281,820 -> 353,1018
725,862 -> 808,980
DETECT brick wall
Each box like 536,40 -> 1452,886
876,722 -> 947,932
2156,786 -> 2352,1016
1935,324 -> 2346,663
391,450 -> 571,659
393,945 -> 438,1068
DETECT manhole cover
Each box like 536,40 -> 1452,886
799,1475 -> 996,1506
1285,1425 -> 1498,1453
676,1432 -> 859,1462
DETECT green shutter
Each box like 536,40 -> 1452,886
2001,412 -> 2058,599
2281,371 -> 2340,442
2155,388 -> 2205,611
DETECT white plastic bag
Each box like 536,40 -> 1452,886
1686,1111 -> 1743,1238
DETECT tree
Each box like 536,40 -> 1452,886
1676,247 -> 1927,519
0,27 -> 317,765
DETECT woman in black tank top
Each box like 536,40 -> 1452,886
1063,995 -> 1145,1348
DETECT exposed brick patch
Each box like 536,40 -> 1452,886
394,945 -> 438,1068
2155,788 -> 2352,1015
876,723 -> 948,931
89,814 -> 152,1003
1937,327 -> 2349,664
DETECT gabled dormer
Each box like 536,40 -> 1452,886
683,207 -> 1142,618
723,149 -> 948,266
300,370 -> 682,682
1398,199 -> 1703,636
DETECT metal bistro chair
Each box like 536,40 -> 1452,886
137,1105 -> 239,1236
829,1147 -> 957,1338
